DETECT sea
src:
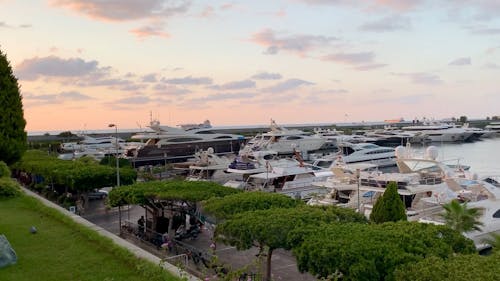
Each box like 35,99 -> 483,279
408,137 -> 500,177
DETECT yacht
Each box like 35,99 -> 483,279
311,142 -> 396,169
60,135 -> 126,152
402,121 -> 474,142
131,120 -> 246,166
235,158 -> 330,200
485,122 -> 500,136
184,148 -> 237,184
240,119 -> 326,156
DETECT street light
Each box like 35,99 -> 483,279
108,124 -> 120,189
355,168 -> 361,213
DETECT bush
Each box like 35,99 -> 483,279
0,161 -> 10,178
370,181 -> 407,223
0,178 -> 21,198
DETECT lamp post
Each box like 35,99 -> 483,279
355,168 -> 361,213
108,124 -> 120,188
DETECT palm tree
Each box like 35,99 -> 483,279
483,233 -> 500,252
441,199 -> 483,233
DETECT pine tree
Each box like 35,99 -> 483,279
370,181 -> 407,223
0,48 -> 27,165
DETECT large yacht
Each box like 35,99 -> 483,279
485,122 -> 500,136
402,121 -> 474,142
311,142 -> 396,169
240,119 -> 326,155
130,120 -> 246,166
60,135 -> 126,152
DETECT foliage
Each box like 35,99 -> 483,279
0,194 -> 182,281
441,199 -> 484,233
483,233 -> 500,253
292,221 -> 475,281
0,48 -> 27,165
57,131 -> 76,138
12,150 -> 136,192
370,181 -> 407,223
0,161 -> 10,177
0,177 -> 21,198
202,192 -> 304,220
99,155 -> 132,168
394,252 -> 500,281
215,205 -> 366,281
108,180 -> 241,207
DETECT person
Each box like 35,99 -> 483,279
137,216 -> 145,236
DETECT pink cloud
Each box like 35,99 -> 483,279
130,25 -> 170,39
50,0 -> 190,22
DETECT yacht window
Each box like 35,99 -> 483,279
168,137 -> 203,142
195,131 -> 215,134
493,209 -> 500,218
214,136 -> 232,139
286,136 -> 303,140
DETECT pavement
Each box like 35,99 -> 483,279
82,198 -> 317,281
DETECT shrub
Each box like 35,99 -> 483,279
0,161 -> 10,178
370,181 -> 407,223
0,177 -> 21,198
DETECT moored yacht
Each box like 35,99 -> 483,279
240,119 -> 326,156
402,121 -> 474,142
311,142 -> 396,169
131,120 -> 246,166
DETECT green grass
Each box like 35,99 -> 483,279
0,195 -> 182,281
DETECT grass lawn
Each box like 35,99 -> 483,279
0,195 -> 182,281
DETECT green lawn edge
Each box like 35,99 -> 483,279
0,194 -> 184,281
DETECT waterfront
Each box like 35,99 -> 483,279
410,137 -> 500,176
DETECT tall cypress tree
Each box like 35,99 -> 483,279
0,48 -> 27,165
370,181 -> 407,223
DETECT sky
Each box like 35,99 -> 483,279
1,0 -> 500,132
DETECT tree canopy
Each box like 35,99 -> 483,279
394,252 -> 500,281
0,48 -> 26,165
202,191 -> 304,221
370,181 -> 407,223
12,150 -> 136,192
292,221 -> 476,281
215,205 -> 366,281
108,180 -> 240,207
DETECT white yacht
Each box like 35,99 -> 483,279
485,122 -> 500,136
131,120 -> 246,166
61,135 -> 125,152
184,148 -> 236,184
311,142 -> 396,169
235,158 -> 330,200
402,121 -> 474,142
240,119 -> 326,156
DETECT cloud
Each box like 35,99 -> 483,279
59,91 -> 92,100
199,5 -> 215,17
152,84 -> 191,95
142,73 -> 158,83
0,22 -> 31,28
24,90 -> 92,104
163,76 -> 213,85
50,0 -> 191,22
264,78 -> 314,93
318,89 -> 349,94
209,79 -> 256,90
130,24 -> 170,38
353,63 -> 388,71
466,25 -> 500,35
251,72 -> 282,80
198,92 -> 256,102
483,63 -> 500,69
448,57 -> 471,66
15,56 -> 106,80
394,72 -> 443,85
250,29 -> 338,56
359,15 -> 411,32
113,96 -> 151,104
321,52 -> 375,64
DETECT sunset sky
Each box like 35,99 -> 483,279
1,0 -> 500,132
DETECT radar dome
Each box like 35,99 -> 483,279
425,146 -> 439,160
207,147 -> 214,154
395,146 -> 406,159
